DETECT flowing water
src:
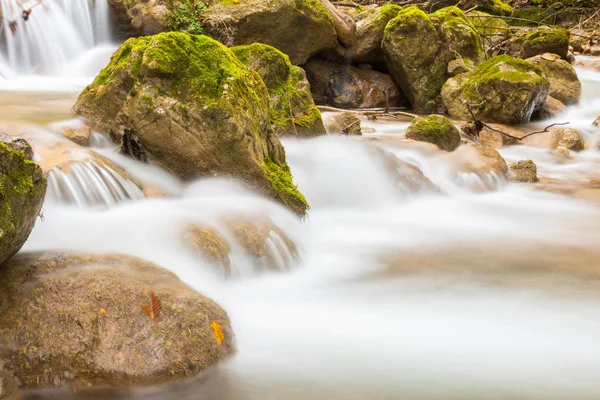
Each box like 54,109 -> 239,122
2,1 -> 600,399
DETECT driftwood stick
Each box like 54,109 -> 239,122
317,105 -> 417,119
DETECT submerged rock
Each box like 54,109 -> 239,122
0,252 -> 235,389
73,33 -> 308,216
522,127 -> 585,152
405,115 -> 461,151
382,6 -> 484,113
324,111 -> 362,135
0,134 -> 46,266
51,119 -> 92,146
442,55 -> 550,125
203,0 -> 337,65
509,159 -> 538,183
304,59 -> 406,109
231,44 -> 325,137
458,145 -> 508,176
185,225 -> 232,277
506,27 -> 570,60
526,53 -> 581,105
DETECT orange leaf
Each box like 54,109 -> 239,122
96,84 -> 105,93
141,304 -> 154,319
210,321 -> 224,345
99,308 -> 108,318
150,292 -> 162,319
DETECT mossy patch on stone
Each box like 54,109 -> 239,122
231,43 -> 325,137
405,115 -> 461,151
442,54 -> 550,125
507,27 -> 570,59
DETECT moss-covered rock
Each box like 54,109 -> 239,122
382,6 -> 484,113
0,134 -> 46,267
0,252 -> 234,389
430,0 -> 512,16
203,0 -> 337,65
526,53 -> 581,105
509,159 -> 538,183
184,225 -> 232,276
507,27 -> 570,60
231,44 -> 325,137
441,55 -> 550,124
304,59 -> 407,109
405,115 -> 461,151
73,32 -> 308,216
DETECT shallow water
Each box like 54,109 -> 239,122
3,2 -> 600,397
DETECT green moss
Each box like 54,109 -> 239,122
262,160 -> 309,211
232,43 -> 323,134
166,1 -> 206,34
463,54 -> 545,98
405,115 -> 461,151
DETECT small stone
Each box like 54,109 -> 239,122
509,159 -> 538,183
552,128 -> 585,151
593,115 -> 600,127
553,146 -> 572,158
324,112 -> 362,136
405,115 -> 461,151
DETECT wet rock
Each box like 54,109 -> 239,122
509,159 -> 538,183
458,145 -> 508,176
0,135 -> 46,266
447,58 -> 475,77
223,216 -> 298,272
324,4 -> 403,63
203,0 -> 337,65
535,95 -> 566,120
107,0 -> 169,37
442,55 -> 550,125
506,26 -> 570,60
551,128 -> 585,151
553,146 -> 572,158
569,29 -> 587,53
523,127 -> 585,152
0,252 -> 235,389
52,120 -> 92,146
373,147 -> 441,193
477,124 -> 522,148
382,6 -> 484,113
594,115 -> 600,127
304,59 -> 406,109
185,225 -> 232,277
429,0 -> 512,16
73,33 -> 308,216
231,44 -> 325,137
589,45 -> 600,56
324,111 -> 362,135
405,115 -> 461,152
526,53 -> 581,105
0,371 -> 18,400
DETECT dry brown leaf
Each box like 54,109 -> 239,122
99,308 -> 108,318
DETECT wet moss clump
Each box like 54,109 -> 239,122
232,43 -> 325,137
405,115 -> 461,151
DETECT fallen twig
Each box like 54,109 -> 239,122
317,105 -> 417,119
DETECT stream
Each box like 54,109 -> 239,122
2,0 -> 600,399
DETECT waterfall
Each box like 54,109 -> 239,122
0,0 -> 112,77
46,160 -> 144,207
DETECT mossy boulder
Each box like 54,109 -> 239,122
0,252 -> 234,389
0,134 -> 46,266
203,0 -> 337,65
430,0 -> 512,16
73,33 -> 308,216
382,6 -> 484,113
441,55 -> 550,125
507,27 -> 570,60
526,53 -> 581,105
509,160 -> 538,183
405,115 -> 461,151
231,44 -> 325,137
304,59 -> 407,109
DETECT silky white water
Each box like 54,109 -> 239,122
2,0 -> 600,396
